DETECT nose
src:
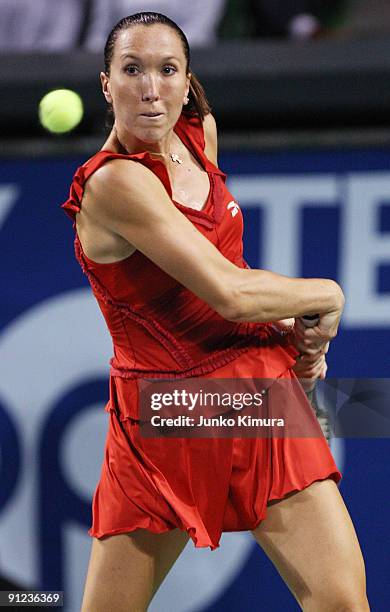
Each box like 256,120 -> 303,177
141,73 -> 159,102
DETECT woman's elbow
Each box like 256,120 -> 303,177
212,285 -> 248,322
204,267 -> 256,322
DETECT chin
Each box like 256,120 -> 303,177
140,131 -> 162,144
136,126 -> 170,144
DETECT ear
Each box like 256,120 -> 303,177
100,72 -> 112,104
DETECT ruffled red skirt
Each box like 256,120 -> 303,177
89,352 -> 341,550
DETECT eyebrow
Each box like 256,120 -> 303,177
120,54 -> 180,63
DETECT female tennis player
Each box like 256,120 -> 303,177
62,12 -> 369,611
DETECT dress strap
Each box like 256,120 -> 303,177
174,113 -> 226,180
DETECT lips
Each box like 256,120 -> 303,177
141,112 -> 163,117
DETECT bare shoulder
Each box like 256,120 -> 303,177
203,113 -> 218,166
86,157 -> 151,199
77,159 -> 169,259
83,158 -> 167,227
76,159 -> 152,261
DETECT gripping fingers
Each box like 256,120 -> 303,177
294,344 -> 329,359
306,358 -> 326,379
299,341 -> 329,357
293,354 -> 327,380
293,320 -> 330,355
293,355 -> 327,392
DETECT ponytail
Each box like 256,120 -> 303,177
185,72 -> 211,120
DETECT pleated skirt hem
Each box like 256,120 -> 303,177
89,467 -> 341,551
88,404 -> 341,551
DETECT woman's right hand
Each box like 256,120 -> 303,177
293,288 -> 344,356
313,300 -> 345,343
317,314 -> 340,341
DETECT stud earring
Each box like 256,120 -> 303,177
184,96 -> 189,105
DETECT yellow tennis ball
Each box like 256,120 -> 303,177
39,89 -> 84,134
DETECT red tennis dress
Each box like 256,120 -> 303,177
62,112 -> 341,550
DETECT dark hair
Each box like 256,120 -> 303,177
104,12 -> 211,123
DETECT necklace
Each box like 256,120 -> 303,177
113,128 -> 183,164
150,151 -> 183,164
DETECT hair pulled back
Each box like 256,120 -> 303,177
104,12 -> 211,122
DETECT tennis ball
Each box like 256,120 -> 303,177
39,89 -> 84,134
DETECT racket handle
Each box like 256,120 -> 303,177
300,314 -> 319,327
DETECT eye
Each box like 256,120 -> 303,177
125,64 -> 139,75
162,65 -> 177,75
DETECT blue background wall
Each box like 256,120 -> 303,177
0,149 -> 389,611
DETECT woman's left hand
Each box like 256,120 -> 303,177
292,352 -> 328,391
291,318 -> 329,391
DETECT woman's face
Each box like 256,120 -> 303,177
101,24 -> 190,144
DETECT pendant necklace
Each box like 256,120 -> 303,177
150,151 -> 183,164
169,153 -> 183,164
113,128 -> 183,164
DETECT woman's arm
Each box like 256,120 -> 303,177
82,159 -> 344,336
203,112 -> 344,341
